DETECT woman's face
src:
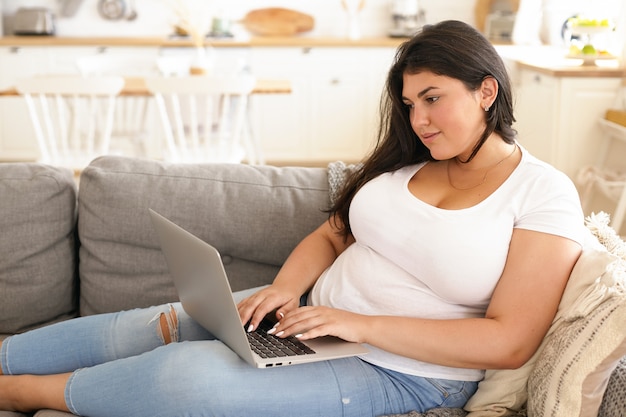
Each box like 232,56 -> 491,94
401,71 -> 486,161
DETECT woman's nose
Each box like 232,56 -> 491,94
410,108 -> 428,129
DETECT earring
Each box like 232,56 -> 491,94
484,105 -> 490,112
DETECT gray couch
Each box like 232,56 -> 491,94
1,156 -> 625,417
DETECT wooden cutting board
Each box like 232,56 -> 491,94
606,110 -> 626,128
242,8 -> 314,36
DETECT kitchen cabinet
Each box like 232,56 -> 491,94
513,66 -> 622,181
0,42 -> 397,165
250,46 -> 395,164
50,46 -> 161,74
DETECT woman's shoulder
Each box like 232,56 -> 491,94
512,145 -> 586,245
516,145 -> 576,188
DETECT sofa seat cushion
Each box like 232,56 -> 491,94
0,163 -> 77,333
77,156 -> 330,316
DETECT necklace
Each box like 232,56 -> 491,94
446,144 -> 518,191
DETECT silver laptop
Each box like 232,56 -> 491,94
149,209 -> 368,368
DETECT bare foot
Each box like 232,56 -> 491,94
0,374 -> 71,412
0,375 -> 27,412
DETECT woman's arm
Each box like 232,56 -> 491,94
237,217 -> 355,332
276,228 -> 581,370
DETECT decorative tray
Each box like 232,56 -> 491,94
565,53 -> 616,66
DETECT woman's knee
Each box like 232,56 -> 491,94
155,304 -> 179,345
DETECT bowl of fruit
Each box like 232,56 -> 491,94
565,16 -> 616,66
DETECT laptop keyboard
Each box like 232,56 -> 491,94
247,318 -> 316,358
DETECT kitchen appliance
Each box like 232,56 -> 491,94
59,0 -> 85,18
485,11 -> 516,42
98,0 -> 126,21
13,7 -> 56,36
389,0 -> 424,38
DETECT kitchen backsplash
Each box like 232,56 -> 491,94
0,0 -> 475,38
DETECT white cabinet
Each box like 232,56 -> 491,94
250,46 -> 395,164
0,44 -> 397,165
513,67 -> 622,180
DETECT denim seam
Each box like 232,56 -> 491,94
65,369 -> 81,415
1,336 -> 11,375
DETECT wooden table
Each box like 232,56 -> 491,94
0,77 -> 292,96
0,76 -> 291,165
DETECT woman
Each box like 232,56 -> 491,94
1,20 -> 585,416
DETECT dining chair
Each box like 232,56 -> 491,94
156,55 -> 193,77
75,54 -> 157,158
15,75 -> 125,172
144,74 -> 259,164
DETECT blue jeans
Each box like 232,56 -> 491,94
1,288 -> 477,417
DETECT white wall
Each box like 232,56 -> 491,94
0,0 -> 622,48
0,0 -> 475,38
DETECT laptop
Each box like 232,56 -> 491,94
149,209 -> 368,368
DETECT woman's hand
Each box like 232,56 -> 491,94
237,284 -> 301,333
267,306 -> 368,343
238,217 -> 355,335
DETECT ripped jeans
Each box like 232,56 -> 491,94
0,288 -> 478,417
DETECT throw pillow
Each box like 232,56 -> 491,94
464,214 -> 625,416
597,356 -> 626,416
525,213 -> 626,417
527,294 -> 626,416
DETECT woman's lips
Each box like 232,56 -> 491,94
420,132 -> 439,144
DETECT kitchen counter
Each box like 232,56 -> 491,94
2,36 -> 622,77
495,44 -> 625,78
515,60 -> 625,78
0,35 -> 407,48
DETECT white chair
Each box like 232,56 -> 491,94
579,79 -> 626,233
156,55 -> 193,77
75,54 -> 157,157
15,75 -> 124,172
144,74 -> 258,164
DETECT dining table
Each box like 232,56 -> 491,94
0,77 -> 292,96
0,76 -> 291,165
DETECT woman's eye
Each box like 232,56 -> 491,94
404,102 -> 414,109
426,96 -> 439,104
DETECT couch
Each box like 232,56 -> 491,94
1,156 -> 626,417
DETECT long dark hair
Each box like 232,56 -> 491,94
330,20 -> 517,238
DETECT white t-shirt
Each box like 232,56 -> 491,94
309,146 -> 586,381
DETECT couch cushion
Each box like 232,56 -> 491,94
599,356 -> 626,416
0,163 -> 77,334
527,293 -> 626,417
463,234 -> 613,415
77,156 -> 330,316
463,211 -> 626,416
526,213 -> 626,417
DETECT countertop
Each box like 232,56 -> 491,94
495,44 -> 625,78
515,60 -> 625,78
0,35 -> 407,48
1,36 -> 623,78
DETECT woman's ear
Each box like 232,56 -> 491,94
480,76 -> 498,110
